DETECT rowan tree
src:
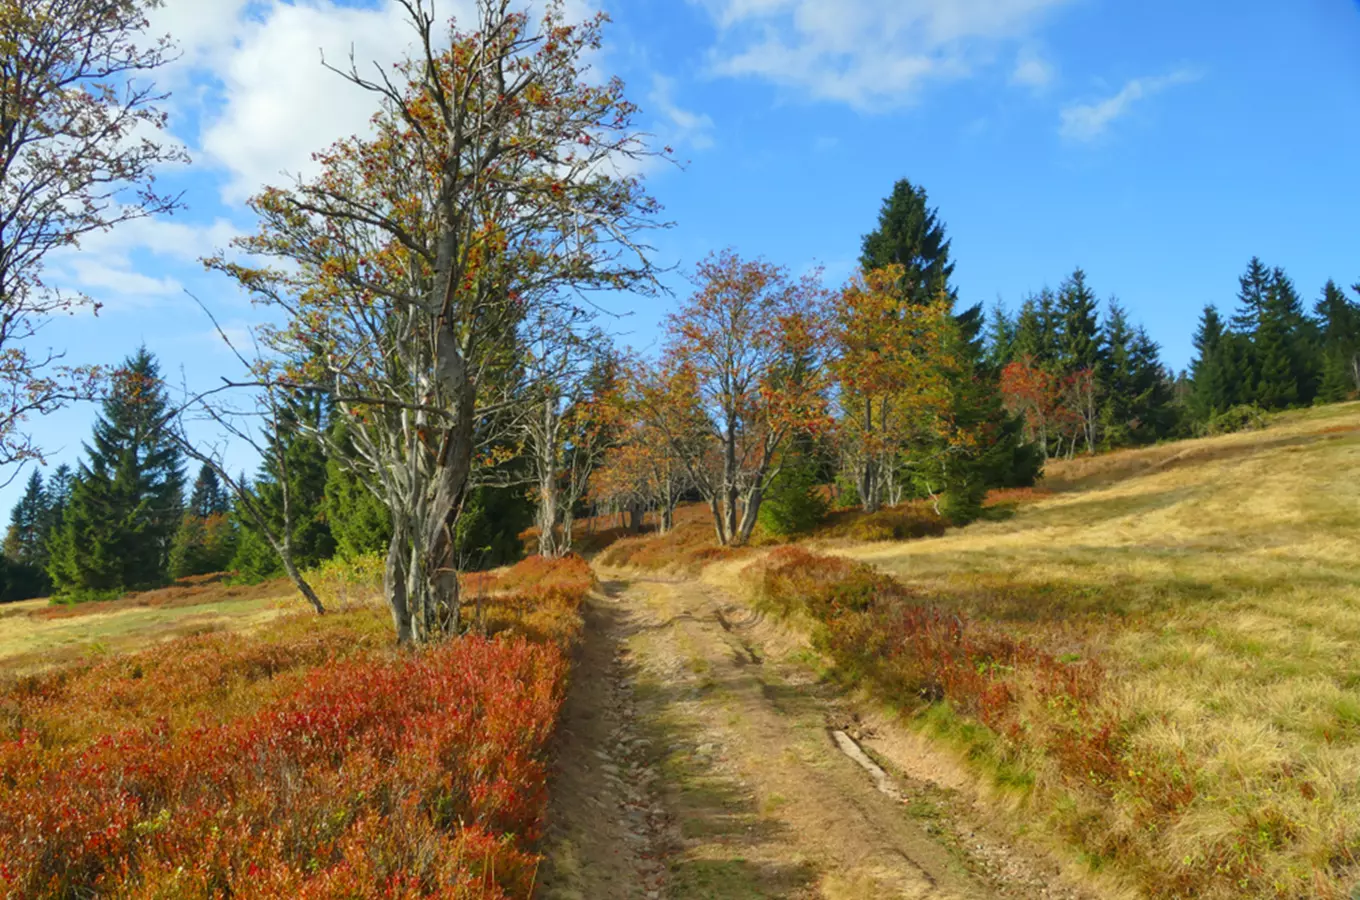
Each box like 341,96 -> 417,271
999,356 -> 1074,460
0,0 -> 185,472
593,366 -> 695,533
831,265 -> 956,512
650,251 -> 827,546
208,0 -> 664,643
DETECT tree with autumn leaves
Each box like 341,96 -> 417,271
208,0 -> 665,643
638,251 -> 829,547
831,265 -> 956,513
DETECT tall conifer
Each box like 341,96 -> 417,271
48,350 -> 184,595
1315,280 -> 1360,401
1055,268 -> 1103,374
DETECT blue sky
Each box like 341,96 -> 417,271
12,0 -> 1360,512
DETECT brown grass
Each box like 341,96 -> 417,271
825,401 -> 1360,898
597,504 -> 752,574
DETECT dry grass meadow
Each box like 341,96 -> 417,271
819,401 -> 1360,897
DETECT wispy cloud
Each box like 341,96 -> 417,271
649,75 -> 716,151
695,0 -> 1076,111
1059,68 -> 1201,142
1010,48 -> 1055,90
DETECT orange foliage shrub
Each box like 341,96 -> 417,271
597,515 -> 748,574
470,555 -> 595,646
0,555 -> 597,899
745,548 -> 1200,881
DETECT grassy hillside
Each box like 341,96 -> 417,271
820,401 -> 1360,897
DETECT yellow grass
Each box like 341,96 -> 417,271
832,401 -> 1360,897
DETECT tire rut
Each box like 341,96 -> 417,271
539,571 -> 1104,900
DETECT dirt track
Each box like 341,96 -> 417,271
536,572 -> 1105,900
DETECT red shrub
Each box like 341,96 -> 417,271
0,635 -> 564,899
745,549 -> 1194,833
0,556 -> 600,899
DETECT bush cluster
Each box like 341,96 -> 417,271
0,555 -> 595,899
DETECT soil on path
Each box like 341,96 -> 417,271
536,572 -> 1108,900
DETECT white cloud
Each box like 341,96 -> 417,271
65,260 -> 182,301
1059,68 -> 1200,142
80,216 -> 243,265
649,75 -> 716,151
43,214 -> 243,308
198,2 -> 423,203
1010,48 -> 1055,90
695,0 -> 1076,110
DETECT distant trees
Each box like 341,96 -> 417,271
165,464 -> 237,580
1186,258 -> 1360,421
990,268 -> 1177,458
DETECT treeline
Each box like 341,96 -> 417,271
5,180 -> 1357,604
979,260 -> 1360,460
985,269 -> 1177,457
0,350 -> 534,602
1188,260 -> 1360,423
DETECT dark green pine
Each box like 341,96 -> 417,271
1055,268 -> 1103,374
4,470 -> 48,567
1253,270 -> 1307,410
1012,288 -> 1061,366
231,390 -> 334,580
1314,279 -> 1360,401
860,177 -> 957,309
188,463 -> 230,518
48,349 -> 184,595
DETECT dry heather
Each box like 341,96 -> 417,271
824,401 -> 1360,898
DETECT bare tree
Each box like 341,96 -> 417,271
0,0 -> 185,474
208,0 -> 664,644
521,310 -> 619,556
163,381 -> 327,616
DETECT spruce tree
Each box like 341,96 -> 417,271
1189,305 -> 1229,419
4,470 -> 47,567
860,178 -> 956,307
48,349 -> 184,596
1055,268 -> 1103,374
1232,257 -> 1273,334
231,391 -> 334,580
1254,269 -> 1309,409
1315,279 -> 1360,401
1099,303 -> 1137,446
188,464 -> 230,518
1012,289 -> 1060,365
983,299 -> 1017,371
860,178 -> 985,358
323,421 -> 392,560
1127,325 -> 1176,440
1,470 -> 51,599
